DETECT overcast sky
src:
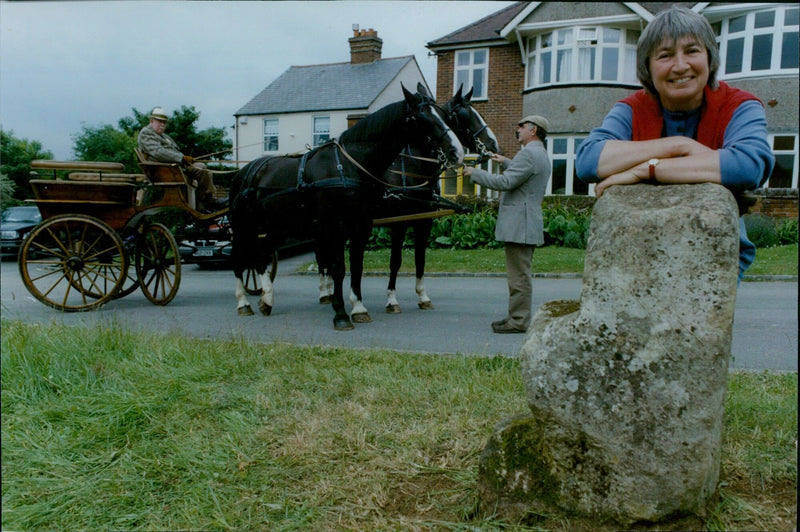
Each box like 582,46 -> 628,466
0,1 -> 515,160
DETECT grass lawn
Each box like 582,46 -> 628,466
324,244 -> 797,278
2,321 -> 796,531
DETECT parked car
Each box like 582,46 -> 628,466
1,205 -> 42,260
179,215 -> 313,269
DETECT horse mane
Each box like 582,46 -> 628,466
339,101 -> 406,144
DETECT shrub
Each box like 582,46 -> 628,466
777,218 -> 798,245
743,214 -> 780,248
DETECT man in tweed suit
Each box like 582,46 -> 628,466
464,115 -> 551,334
138,107 -> 226,213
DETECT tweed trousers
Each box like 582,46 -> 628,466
504,242 -> 535,329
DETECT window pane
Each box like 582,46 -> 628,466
711,22 -> 721,36
578,27 -> 596,42
553,138 -> 567,154
786,8 -> 799,26
527,56 -> 537,87
551,160 -> 566,194
603,27 -> 620,43
457,51 -> 470,66
781,32 -> 799,68
557,28 -> 573,45
556,49 -> 572,81
773,135 -> 796,150
472,68 -> 485,98
755,10 -> 775,28
540,51 -> 551,84
729,15 -> 746,33
602,47 -> 619,80
769,154 -> 795,188
751,34 -> 773,70
572,165 -> 588,195
456,70 -> 469,92
624,48 -> 637,82
542,32 -> 552,48
473,49 -> 487,65
726,37 -> 744,73
578,47 -> 595,79
528,37 -> 537,52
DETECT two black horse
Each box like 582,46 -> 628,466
317,84 -> 500,314
228,85 -> 464,330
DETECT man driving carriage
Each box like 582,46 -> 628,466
137,107 -> 227,213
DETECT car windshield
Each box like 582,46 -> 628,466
1,208 -> 41,223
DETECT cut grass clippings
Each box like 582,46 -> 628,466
1,320 -> 796,531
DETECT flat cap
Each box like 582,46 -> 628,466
518,114 -> 550,132
150,107 -> 169,121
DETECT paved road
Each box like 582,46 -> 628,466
1,255 -> 796,372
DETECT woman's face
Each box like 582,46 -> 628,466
649,35 -> 710,112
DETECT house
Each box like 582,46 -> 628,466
233,28 -> 429,164
426,2 -> 799,205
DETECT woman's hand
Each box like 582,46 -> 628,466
594,161 -> 648,198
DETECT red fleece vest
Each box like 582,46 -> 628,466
620,81 -> 761,149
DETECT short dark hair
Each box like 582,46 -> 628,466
636,6 -> 720,94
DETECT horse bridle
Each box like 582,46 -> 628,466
445,103 -> 493,165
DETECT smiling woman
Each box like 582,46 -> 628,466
575,5 -> 775,282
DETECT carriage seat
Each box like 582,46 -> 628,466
67,172 -> 146,185
134,148 -> 197,208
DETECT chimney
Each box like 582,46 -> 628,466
349,27 -> 382,64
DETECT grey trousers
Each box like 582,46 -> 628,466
504,242 -> 535,329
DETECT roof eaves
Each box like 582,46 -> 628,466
499,2 -> 540,39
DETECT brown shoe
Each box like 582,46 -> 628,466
492,321 -> 526,334
491,317 -> 509,328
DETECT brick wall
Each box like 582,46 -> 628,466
435,44 -> 524,156
748,188 -> 799,219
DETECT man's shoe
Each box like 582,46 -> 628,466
491,317 -> 509,328
491,321 -> 526,334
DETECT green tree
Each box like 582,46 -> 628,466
0,130 -> 54,201
1,173 -> 18,209
71,105 -> 232,173
72,124 -> 139,173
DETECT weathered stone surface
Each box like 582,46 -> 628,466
479,184 -> 741,526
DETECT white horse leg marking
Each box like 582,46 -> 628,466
236,278 -> 254,315
416,277 -> 434,309
258,272 -> 274,315
386,289 -> 401,314
349,289 -> 371,322
319,273 -> 333,303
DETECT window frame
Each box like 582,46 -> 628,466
525,25 -> 639,89
714,5 -> 799,79
766,133 -> 799,189
262,118 -> 279,153
453,48 -> 489,100
312,115 -> 330,148
546,135 -> 589,196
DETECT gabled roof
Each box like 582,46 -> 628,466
235,56 -> 414,116
426,1 -> 529,49
427,1 -> 703,48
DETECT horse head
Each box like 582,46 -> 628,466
442,84 -> 500,163
402,84 -> 464,170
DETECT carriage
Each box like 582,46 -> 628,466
17,155 -> 271,312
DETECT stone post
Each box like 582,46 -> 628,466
478,183 -> 741,526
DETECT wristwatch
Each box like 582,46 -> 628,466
648,158 -> 660,181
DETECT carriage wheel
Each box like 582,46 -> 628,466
243,251 -> 278,295
18,214 -> 128,312
113,234 -> 140,299
135,223 -> 181,306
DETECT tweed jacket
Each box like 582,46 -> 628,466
468,140 -> 551,245
137,124 -> 184,164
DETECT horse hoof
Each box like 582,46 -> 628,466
238,305 -> 254,316
385,304 -> 402,314
418,301 -> 435,310
334,318 -> 354,331
258,301 -> 272,316
351,312 -> 372,323
319,295 -> 333,304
